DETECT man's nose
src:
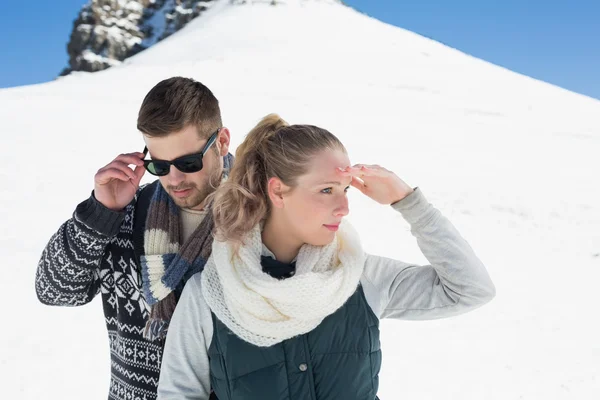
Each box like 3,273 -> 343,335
166,166 -> 185,186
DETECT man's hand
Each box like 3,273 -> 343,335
94,152 -> 146,211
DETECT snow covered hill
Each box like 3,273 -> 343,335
1,0 -> 599,398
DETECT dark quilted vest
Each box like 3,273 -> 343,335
208,285 -> 382,400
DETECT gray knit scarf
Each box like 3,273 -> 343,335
141,153 -> 234,341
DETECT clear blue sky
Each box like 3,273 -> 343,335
1,0 -> 599,100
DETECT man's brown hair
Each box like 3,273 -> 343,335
137,77 -> 222,138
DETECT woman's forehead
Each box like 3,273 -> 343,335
312,149 -> 350,168
300,149 -> 351,185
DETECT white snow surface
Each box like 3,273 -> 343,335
1,0 -> 599,399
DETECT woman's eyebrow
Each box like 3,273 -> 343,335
319,181 -> 343,185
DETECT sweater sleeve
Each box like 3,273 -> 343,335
360,187 -> 496,319
158,273 -> 213,400
34,192 -> 126,306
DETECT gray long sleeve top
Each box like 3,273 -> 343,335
157,187 -> 496,399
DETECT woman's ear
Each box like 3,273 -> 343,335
267,177 -> 287,208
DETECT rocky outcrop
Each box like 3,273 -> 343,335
61,0 -> 217,75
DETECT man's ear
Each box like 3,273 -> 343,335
267,177 -> 288,208
216,128 -> 231,156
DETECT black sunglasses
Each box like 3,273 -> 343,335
142,128 -> 220,176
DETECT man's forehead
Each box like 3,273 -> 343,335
144,127 -> 206,160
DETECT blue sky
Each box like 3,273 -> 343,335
1,0 -> 599,100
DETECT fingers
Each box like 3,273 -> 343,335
353,164 -> 381,169
352,164 -> 389,176
104,160 -> 138,180
95,168 -> 133,184
113,153 -> 145,167
95,152 -> 146,186
350,176 -> 367,194
131,164 -> 146,186
338,165 -> 387,178
336,166 -> 367,180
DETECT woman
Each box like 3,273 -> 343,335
157,114 -> 496,400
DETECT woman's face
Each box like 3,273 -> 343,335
278,149 -> 352,246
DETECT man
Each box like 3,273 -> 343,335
35,77 -> 232,400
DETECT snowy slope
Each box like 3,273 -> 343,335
1,0 -> 599,399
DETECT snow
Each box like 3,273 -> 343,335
125,1 -> 144,13
1,0 -> 599,399
175,5 -> 194,15
81,49 -> 122,66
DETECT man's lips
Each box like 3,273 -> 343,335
172,188 -> 193,198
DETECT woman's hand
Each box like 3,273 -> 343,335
338,164 -> 414,205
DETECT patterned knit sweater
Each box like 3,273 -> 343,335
35,182 -> 161,400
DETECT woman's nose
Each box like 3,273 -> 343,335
334,196 -> 349,217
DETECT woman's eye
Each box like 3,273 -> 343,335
321,188 -> 333,194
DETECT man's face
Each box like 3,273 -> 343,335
144,125 -> 230,210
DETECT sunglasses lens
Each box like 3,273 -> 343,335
174,155 -> 203,173
147,161 -> 170,176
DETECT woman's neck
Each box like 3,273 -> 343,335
261,217 -> 302,264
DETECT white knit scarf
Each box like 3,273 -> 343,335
201,220 -> 366,347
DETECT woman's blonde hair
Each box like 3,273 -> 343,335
212,113 -> 345,244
